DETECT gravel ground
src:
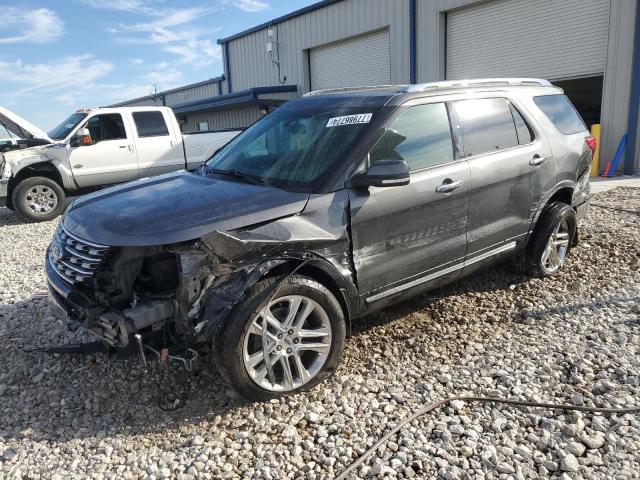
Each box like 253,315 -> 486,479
1,187 -> 639,479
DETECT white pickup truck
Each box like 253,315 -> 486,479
0,106 -> 241,221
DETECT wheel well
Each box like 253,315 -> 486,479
264,261 -> 351,326
6,163 -> 64,209
547,187 -> 573,207
526,187 -> 577,250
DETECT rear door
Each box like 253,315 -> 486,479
452,96 -> 554,260
131,109 -> 185,177
349,101 -> 470,302
68,112 -> 139,187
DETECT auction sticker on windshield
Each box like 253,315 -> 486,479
326,113 -> 372,127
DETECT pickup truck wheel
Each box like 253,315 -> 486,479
524,202 -> 576,277
214,275 -> 345,401
12,177 -> 65,222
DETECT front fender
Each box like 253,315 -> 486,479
4,148 -> 74,189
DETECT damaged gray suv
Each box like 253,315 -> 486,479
46,79 -> 593,400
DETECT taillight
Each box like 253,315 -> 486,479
586,136 -> 597,154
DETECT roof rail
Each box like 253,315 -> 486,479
406,78 -> 553,93
303,85 -> 407,97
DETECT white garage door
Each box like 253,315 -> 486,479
446,0 -> 610,81
310,29 -> 390,90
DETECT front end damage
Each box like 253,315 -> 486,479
47,227 -> 262,349
45,192 -> 357,353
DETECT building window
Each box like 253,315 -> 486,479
198,121 -> 209,132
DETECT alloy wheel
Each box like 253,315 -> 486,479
541,218 -> 570,274
25,185 -> 58,215
242,294 -> 332,392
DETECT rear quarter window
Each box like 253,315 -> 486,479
533,94 -> 587,135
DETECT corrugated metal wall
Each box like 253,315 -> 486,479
226,0 -> 409,92
181,107 -> 261,133
164,82 -> 218,106
115,97 -> 161,107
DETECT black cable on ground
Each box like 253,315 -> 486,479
335,395 -> 640,480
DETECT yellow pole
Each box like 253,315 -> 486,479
590,124 -> 601,177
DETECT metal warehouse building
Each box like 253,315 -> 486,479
112,0 -> 640,174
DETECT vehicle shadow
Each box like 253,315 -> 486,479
0,206 -> 25,226
0,196 -> 77,226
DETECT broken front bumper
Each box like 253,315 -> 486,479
47,251 -> 177,347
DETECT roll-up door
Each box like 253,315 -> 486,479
446,0 -> 609,80
310,29 -> 390,90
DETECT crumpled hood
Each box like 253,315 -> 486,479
63,171 -> 310,246
0,106 -> 52,142
3,143 -> 58,164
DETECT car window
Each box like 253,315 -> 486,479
533,94 -> 587,135
454,98 -> 519,156
204,103 -> 380,191
510,104 -> 534,145
132,111 -> 170,138
370,103 -> 454,170
84,114 -> 127,143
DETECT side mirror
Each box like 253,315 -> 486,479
348,159 -> 410,188
74,128 -> 92,146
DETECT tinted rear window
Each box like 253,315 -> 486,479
133,111 -> 169,138
533,94 -> 586,135
454,98 -> 519,156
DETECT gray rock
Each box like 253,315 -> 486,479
560,453 -> 580,472
565,441 -> 586,457
580,433 -> 606,450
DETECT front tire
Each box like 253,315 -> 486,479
523,202 -> 577,277
12,176 -> 65,222
214,275 -> 346,401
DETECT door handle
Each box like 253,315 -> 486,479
119,145 -> 127,149
128,144 -> 135,152
529,155 -> 546,166
436,179 -> 463,193
170,140 -> 177,147
73,164 -> 83,169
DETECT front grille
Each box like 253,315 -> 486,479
49,224 -> 110,285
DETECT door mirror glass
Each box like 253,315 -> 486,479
72,128 -> 92,147
348,159 -> 410,188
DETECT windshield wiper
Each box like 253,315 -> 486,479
205,168 -> 265,185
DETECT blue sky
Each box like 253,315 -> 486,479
0,0 -> 316,131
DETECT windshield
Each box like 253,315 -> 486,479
201,101 -> 380,191
48,112 -> 88,140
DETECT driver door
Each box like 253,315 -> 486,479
348,102 -> 470,302
68,113 -> 139,187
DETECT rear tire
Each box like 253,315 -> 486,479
12,177 -> 65,222
214,275 -> 346,402
523,202 -> 576,277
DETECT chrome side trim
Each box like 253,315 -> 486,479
365,241 -> 516,303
